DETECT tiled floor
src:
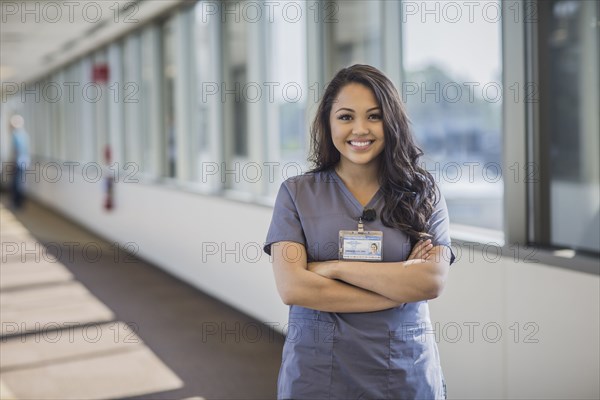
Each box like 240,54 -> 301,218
0,194 -> 284,399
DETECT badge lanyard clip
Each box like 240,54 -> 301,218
357,217 -> 365,233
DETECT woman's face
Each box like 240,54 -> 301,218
329,83 -> 385,170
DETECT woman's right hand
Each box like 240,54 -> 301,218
407,239 -> 434,261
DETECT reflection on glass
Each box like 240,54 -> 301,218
544,0 -> 599,252
123,33 -> 143,171
330,1 -> 383,72
224,5 -> 248,158
162,19 -> 177,178
402,0 -> 503,235
140,26 -> 159,176
65,63 -> 80,161
266,1 -> 308,167
232,66 -> 247,157
192,5 -> 212,177
93,49 -> 109,165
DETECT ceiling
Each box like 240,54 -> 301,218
0,0 -> 182,91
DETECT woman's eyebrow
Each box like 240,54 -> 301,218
334,106 -> 381,113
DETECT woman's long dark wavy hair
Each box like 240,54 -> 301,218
307,64 -> 439,244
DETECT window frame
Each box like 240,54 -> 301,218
504,0 -> 599,274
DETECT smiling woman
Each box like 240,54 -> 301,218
264,64 -> 456,399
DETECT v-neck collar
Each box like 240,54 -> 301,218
328,168 -> 383,212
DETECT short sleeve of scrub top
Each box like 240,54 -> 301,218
263,181 -> 307,255
263,169 -> 454,400
425,186 -> 456,265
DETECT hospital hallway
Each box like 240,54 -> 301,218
1,0 -> 598,398
0,193 -> 284,400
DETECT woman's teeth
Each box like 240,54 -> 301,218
349,140 -> 373,147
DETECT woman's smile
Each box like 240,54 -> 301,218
347,139 -> 376,150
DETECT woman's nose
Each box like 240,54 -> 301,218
352,118 -> 369,134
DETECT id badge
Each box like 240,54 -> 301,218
339,230 -> 383,261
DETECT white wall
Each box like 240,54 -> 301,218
430,247 -> 599,399
23,168 -> 288,327
24,171 -> 600,400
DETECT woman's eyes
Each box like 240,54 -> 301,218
337,114 -> 382,121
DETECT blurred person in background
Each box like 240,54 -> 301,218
9,114 -> 30,210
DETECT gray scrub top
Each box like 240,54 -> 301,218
264,168 -> 456,400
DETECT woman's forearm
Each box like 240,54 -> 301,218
311,257 -> 446,303
270,241 -> 405,312
341,260 -> 439,302
282,268 -> 403,313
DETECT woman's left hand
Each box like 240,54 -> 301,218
307,260 -> 339,279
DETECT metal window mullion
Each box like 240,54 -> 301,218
527,0 -> 551,245
501,0 -> 528,245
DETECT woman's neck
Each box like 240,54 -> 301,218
335,160 -> 381,188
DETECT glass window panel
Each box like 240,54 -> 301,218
161,18 -> 177,178
191,3 -> 218,184
57,70 -> 67,161
330,1 -> 383,72
141,24 -> 162,177
107,41 -> 125,167
50,72 -> 66,160
123,33 -> 143,171
271,1 -> 307,162
79,57 -> 95,163
265,0 -> 308,194
232,65 -> 248,157
65,63 -> 80,162
40,79 -> 53,160
542,0 -> 599,253
46,79 -> 54,160
401,0 -> 503,237
223,1 -> 249,159
92,49 -> 109,164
